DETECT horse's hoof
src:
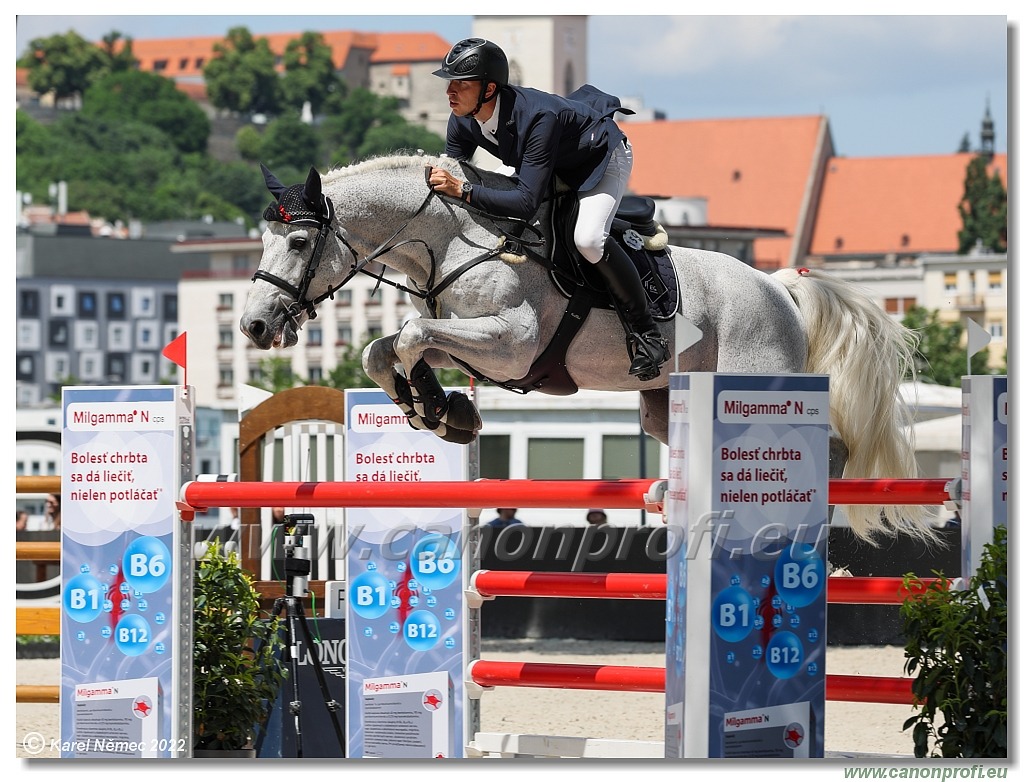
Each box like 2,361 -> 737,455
438,427 -> 478,445
442,392 -> 482,432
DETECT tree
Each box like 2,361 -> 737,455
280,32 -> 346,116
254,114 -> 321,173
82,70 -> 211,154
98,31 -> 139,73
957,155 -> 1007,254
901,306 -> 992,386
319,88 -> 441,164
248,357 -> 300,394
203,27 -> 282,117
18,31 -> 108,106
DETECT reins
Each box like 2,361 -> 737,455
255,162 -> 548,325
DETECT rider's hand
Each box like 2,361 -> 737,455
427,167 -> 465,201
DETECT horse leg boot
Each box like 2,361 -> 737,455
595,239 -> 669,381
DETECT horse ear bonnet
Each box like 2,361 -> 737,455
261,164 -> 334,226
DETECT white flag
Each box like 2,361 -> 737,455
966,318 -> 991,376
967,318 -> 991,358
673,314 -> 703,373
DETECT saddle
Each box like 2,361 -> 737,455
490,191 -> 679,396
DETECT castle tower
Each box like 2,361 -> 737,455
472,15 -> 588,96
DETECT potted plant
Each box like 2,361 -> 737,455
192,540 -> 288,757
900,525 -> 1007,758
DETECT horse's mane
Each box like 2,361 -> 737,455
323,152 -> 459,185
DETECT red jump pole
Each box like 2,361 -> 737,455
468,660 -> 916,705
181,477 -> 955,511
472,571 -> 937,605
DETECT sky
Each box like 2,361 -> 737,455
13,10 -> 1015,160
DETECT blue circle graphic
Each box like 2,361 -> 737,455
403,609 -> 440,651
410,534 -> 460,591
64,574 -> 105,624
712,585 -> 755,642
774,544 -> 825,608
349,571 -> 391,619
115,614 -> 152,656
122,537 -> 171,594
765,631 -> 804,679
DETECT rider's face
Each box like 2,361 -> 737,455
446,79 -> 493,117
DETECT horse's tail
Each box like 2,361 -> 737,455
772,267 -> 935,542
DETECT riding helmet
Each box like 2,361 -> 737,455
433,38 -> 509,85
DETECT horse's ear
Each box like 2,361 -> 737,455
261,163 -> 287,200
303,167 -> 323,203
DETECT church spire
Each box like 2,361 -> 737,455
980,96 -> 995,161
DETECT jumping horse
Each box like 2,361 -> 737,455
240,153 -> 930,542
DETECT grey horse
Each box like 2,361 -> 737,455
240,153 -> 928,542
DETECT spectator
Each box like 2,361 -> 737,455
16,510 -> 28,531
44,494 -> 61,530
487,508 -> 524,529
585,509 -> 608,525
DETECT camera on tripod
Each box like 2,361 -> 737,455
274,513 -> 315,597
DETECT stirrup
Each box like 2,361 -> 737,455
627,330 -> 669,381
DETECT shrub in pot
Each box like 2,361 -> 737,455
193,541 -> 287,755
901,525 -> 1007,758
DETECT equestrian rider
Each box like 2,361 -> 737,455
427,38 -> 670,382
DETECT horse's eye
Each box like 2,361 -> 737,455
290,236 -> 308,251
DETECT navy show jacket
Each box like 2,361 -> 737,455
443,83 -> 632,219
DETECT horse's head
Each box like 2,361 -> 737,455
240,164 -> 348,350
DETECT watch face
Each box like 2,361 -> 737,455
462,182 -> 472,193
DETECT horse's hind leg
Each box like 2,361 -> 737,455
639,388 -> 670,445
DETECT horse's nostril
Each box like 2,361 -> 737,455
246,319 -> 266,338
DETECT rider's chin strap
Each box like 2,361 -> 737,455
466,81 -> 497,119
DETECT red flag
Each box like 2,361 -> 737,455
162,331 -> 187,386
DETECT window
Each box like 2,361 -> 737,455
136,322 -> 159,348
75,322 -> 98,349
132,289 -> 156,317
107,292 -> 126,319
989,321 -> 1004,341
20,289 -> 39,317
943,273 -> 957,293
17,321 -> 40,350
480,435 -> 511,479
218,292 -> 234,310
16,354 -> 35,380
179,58 -> 189,69
219,366 -> 234,386
109,323 -> 130,350
602,434 -> 660,479
232,254 -> 252,272
163,293 -> 178,320
308,366 -> 323,383
49,320 -> 69,347
988,275 -> 1003,292
336,326 -> 352,345
106,354 -> 127,382
308,326 -> 323,347
218,327 -> 234,347
527,438 -> 583,480
51,285 -> 74,315
153,59 -> 168,72
335,290 -> 352,306
884,297 -> 916,316
78,291 -> 98,318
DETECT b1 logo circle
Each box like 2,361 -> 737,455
64,573 -> 105,623
410,534 -> 460,591
774,544 -> 824,608
765,631 -> 804,679
114,614 -> 152,656
349,570 -> 391,619
403,609 -> 440,651
712,585 -> 755,642
122,536 -> 170,594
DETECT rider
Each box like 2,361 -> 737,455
427,38 -> 669,382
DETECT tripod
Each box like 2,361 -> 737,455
271,516 -> 345,757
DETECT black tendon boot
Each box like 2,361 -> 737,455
595,239 -> 670,381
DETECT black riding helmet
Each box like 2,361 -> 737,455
433,38 -> 509,117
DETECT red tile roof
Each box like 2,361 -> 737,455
808,153 -> 1008,257
625,115 -> 830,269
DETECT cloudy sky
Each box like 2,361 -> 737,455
14,11 -> 1013,159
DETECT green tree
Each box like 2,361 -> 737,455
248,357 -> 300,394
203,27 -> 282,117
256,114 -> 321,173
957,155 -> 1007,254
18,31 -> 108,105
280,32 -> 346,116
357,121 -> 445,160
98,31 -> 139,73
318,337 -> 470,391
82,70 -> 211,154
319,88 -> 444,164
902,306 -> 992,386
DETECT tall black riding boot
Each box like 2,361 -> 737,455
595,239 -> 670,381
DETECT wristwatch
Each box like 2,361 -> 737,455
460,181 -> 473,201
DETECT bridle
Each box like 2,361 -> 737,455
253,166 -> 546,332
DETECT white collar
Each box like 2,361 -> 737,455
476,94 -> 501,138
